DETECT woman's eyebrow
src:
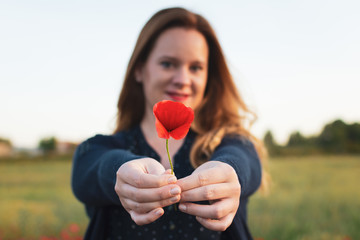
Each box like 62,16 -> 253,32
158,55 -> 178,61
159,56 -> 206,65
192,60 -> 207,65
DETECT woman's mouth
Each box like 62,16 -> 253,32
166,92 -> 189,102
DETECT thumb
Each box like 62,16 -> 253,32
143,158 -> 166,175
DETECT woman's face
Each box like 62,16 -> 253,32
137,27 -> 209,118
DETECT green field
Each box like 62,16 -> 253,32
0,159 -> 88,240
0,156 -> 359,240
248,156 -> 360,240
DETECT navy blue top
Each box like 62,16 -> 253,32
71,126 -> 261,240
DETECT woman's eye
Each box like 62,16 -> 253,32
190,65 -> 203,72
160,61 -> 173,68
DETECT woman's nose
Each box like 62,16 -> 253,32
172,67 -> 191,87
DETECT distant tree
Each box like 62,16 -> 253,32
38,137 -> 57,155
264,131 -> 276,147
264,119 -> 360,156
0,137 -> 12,146
345,123 -> 360,153
347,123 -> 360,142
318,119 -> 347,153
287,131 -> 306,147
263,130 -> 280,156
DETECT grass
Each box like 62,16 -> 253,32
0,159 -> 88,240
0,155 -> 359,239
248,155 -> 360,240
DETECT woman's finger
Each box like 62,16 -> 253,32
121,194 -> 180,213
180,183 -> 235,202
119,182 -> 181,203
129,208 -> 164,225
118,167 -> 177,189
178,198 -> 236,220
176,167 -> 227,191
196,214 -> 235,232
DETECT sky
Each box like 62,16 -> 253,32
1,0 -> 359,148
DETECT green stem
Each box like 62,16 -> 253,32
166,139 -> 174,175
166,139 -> 177,211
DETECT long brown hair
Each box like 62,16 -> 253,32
114,7 -> 269,193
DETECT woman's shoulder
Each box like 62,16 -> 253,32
82,134 -> 118,146
217,133 -> 259,158
221,134 -> 254,147
77,128 -> 138,153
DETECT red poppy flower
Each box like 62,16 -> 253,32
153,100 -> 194,140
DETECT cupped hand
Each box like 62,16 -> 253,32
176,161 -> 241,231
115,158 -> 181,225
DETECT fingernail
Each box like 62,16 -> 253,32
168,176 -> 177,184
178,204 -> 186,212
170,187 -> 180,195
155,209 -> 163,216
170,196 -> 179,203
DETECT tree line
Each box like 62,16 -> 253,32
0,136 -> 77,158
2,119 -> 360,158
264,119 -> 360,156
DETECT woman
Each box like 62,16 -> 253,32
72,7 -> 267,240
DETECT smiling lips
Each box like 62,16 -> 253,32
166,91 -> 190,102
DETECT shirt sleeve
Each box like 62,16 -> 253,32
71,134 -> 145,206
210,135 -> 262,198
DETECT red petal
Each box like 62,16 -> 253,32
170,123 -> 192,140
155,117 -> 170,139
153,100 -> 194,140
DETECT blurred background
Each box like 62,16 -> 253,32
0,0 -> 359,240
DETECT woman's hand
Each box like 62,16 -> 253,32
176,161 -> 241,231
115,158 -> 181,225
